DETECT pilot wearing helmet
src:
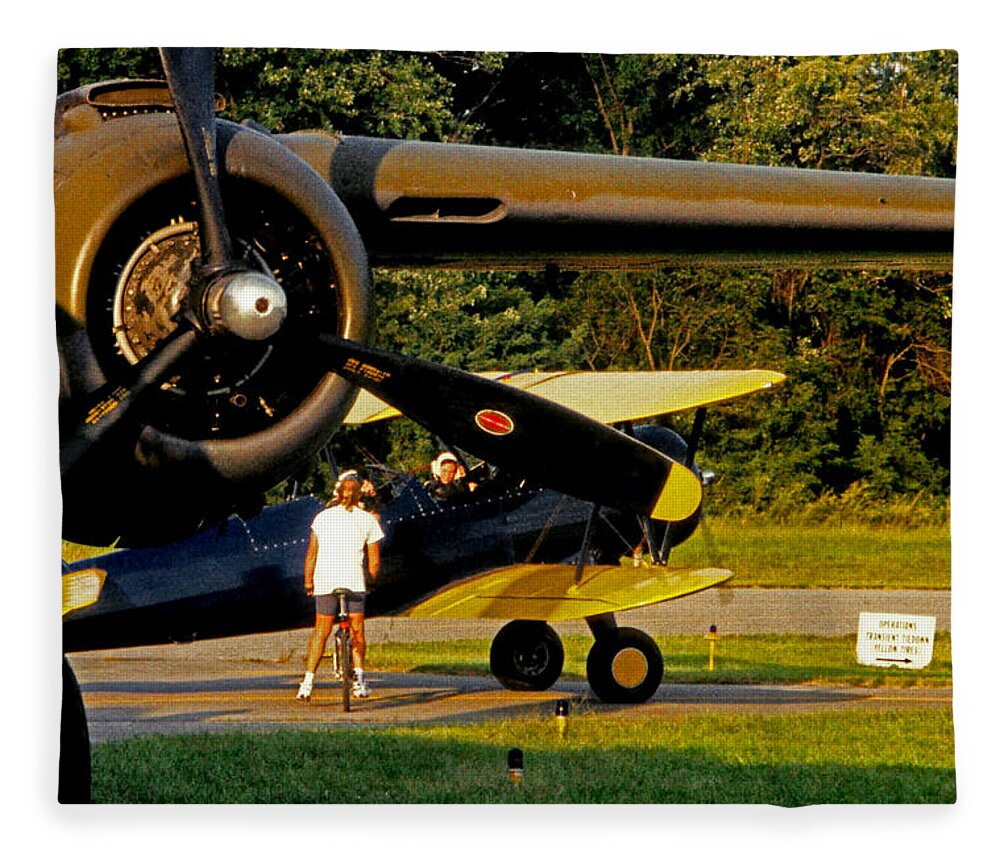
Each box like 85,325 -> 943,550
424,451 -> 477,503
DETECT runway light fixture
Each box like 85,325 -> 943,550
507,747 -> 524,787
704,623 -> 720,671
554,699 -> 569,739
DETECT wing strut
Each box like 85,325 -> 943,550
574,503 -> 601,585
658,407 -> 708,563
620,420 -> 668,565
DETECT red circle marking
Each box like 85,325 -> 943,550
475,409 -> 515,436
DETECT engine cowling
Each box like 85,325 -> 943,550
56,83 -> 372,545
590,425 -> 704,563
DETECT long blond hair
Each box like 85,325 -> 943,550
330,474 -> 362,511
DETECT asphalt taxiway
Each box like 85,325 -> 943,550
67,588 -> 951,742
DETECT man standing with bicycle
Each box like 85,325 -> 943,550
297,471 -> 384,701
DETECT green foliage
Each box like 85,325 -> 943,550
700,52 -> 958,175
218,49 -> 465,139
57,47 -> 162,89
559,269 -> 783,370
58,48 -> 470,141
373,270 -> 572,369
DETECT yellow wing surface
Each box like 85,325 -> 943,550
396,563 -> 733,621
345,369 -> 784,426
62,568 -> 107,616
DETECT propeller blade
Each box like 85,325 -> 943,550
159,47 -> 234,271
318,336 -> 703,522
60,325 -> 199,476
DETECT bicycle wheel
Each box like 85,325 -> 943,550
329,633 -> 340,680
338,628 -> 352,712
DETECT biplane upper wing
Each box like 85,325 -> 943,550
344,368 -> 785,426
396,562 -> 734,621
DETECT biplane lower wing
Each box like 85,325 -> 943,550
345,369 -> 785,426
396,563 -> 734,621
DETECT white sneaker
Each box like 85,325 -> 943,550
295,682 -> 312,702
352,679 -> 370,698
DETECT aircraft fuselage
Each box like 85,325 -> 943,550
62,477 -> 617,652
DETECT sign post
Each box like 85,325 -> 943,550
856,612 -> 936,669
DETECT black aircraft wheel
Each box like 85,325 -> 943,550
490,621 -> 565,692
586,627 -> 663,704
59,656 -> 91,803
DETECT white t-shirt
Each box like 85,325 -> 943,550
311,505 -> 385,595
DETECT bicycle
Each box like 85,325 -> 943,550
329,588 -> 354,712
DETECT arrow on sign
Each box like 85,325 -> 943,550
875,657 -> 914,664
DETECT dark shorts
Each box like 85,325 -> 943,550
315,590 -> 365,616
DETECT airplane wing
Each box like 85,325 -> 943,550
344,368 -> 785,426
284,135 -> 954,271
395,563 -> 733,621
62,567 -> 107,616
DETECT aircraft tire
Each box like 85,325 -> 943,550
490,621 -> 564,692
586,627 -> 663,704
59,656 -> 91,803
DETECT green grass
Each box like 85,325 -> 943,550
667,521 -> 950,589
91,709 -> 956,804
367,633 -> 953,688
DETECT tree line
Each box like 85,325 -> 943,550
58,50 -> 956,521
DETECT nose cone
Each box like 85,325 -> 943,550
215,270 -> 288,340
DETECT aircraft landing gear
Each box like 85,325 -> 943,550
490,620 -> 565,691
585,616 -> 663,704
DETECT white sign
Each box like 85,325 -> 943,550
856,612 -> 936,669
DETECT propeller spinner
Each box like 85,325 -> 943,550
159,48 -> 288,341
